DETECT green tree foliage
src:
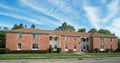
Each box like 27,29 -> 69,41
31,24 -> 35,29
55,22 -> 75,32
0,30 -> 6,48
97,29 -> 111,35
88,28 -> 97,33
12,23 -> 24,29
77,28 -> 86,32
118,38 -> 120,49
3,27 -> 8,31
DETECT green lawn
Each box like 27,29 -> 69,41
0,53 -> 120,60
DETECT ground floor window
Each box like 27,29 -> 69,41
17,43 -> 21,50
74,45 -> 76,49
32,43 -> 38,50
65,44 -> 68,49
54,45 -> 57,49
100,44 -> 104,49
110,44 -> 112,49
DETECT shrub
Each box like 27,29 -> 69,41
106,48 -> 113,53
48,47 -> 53,53
68,49 -> 74,53
94,48 -> 99,53
0,48 -> 9,54
57,48 -> 61,53
9,50 -> 48,54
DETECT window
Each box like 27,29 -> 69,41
33,33 -> 38,39
32,43 -> 38,50
54,45 -> 57,49
50,45 -> 52,48
110,44 -> 112,49
18,43 -> 21,50
65,44 -> 68,49
74,36 -> 76,41
83,45 -> 86,49
54,37 -> 58,41
65,35 -> 68,40
74,45 -> 76,49
110,37 -> 112,42
18,32 -> 22,38
100,37 -> 104,42
100,44 -> 104,49
50,36 -> 52,41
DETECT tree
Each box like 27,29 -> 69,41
88,28 -> 97,33
97,29 -> 111,35
19,23 -> 24,28
31,24 -> 35,29
3,27 -> 8,31
25,25 -> 27,28
77,28 -> 86,32
12,23 -> 24,29
0,30 -> 6,48
118,38 -> 120,49
55,22 -> 75,32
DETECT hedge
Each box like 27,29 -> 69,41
0,48 -> 9,54
9,50 -> 48,54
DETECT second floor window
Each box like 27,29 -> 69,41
18,32 -> 22,38
74,36 -> 76,41
33,33 -> 38,39
110,37 -> 112,42
65,35 -> 68,40
50,36 -> 52,41
54,37 -> 58,41
100,37 -> 104,42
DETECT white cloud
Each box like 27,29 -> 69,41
108,17 -> 120,37
0,12 -> 42,24
83,5 -> 101,29
0,23 -> 12,28
102,0 -> 120,23
20,0 -> 82,30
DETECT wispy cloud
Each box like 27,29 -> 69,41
0,12 -> 42,24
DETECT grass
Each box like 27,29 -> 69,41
0,53 -> 120,60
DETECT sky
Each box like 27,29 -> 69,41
0,0 -> 120,37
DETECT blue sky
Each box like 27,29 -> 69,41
0,0 -> 120,37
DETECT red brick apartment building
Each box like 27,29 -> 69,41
6,28 -> 118,52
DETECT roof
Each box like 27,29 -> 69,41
6,28 -> 116,37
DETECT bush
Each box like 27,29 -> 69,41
106,48 -> 113,53
9,50 -> 48,54
68,49 -> 74,53
0,48 -> 9,54
57,48 -> 61,53
48,47 -> 53,53
94,48 -> 99,53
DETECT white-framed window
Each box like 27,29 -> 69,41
17,43 -> 21,50
65,35 -> 68,40
74,36 -> 76,41
18,32 -> 22,38
33,33 -> 38,39
100,44 -> 104,49
54,37 -> 58,41
100,37 -> 104,42
110,37 -> 112,42
110,44 -> 112,49
54,45 -> 57,49
74,45 -> 76,49
32,43 -> 38,50
65,44 -> 68,49
50,36 -> 52,41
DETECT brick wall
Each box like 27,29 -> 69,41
61,35 -> 80,52
6,32 -> 49,50
92,36 -> 118,51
